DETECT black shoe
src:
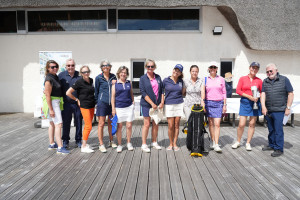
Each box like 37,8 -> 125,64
271,150 -> 283,157
63,140 -> 69,149
262,146 -> 273,151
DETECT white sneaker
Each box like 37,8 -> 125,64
109,141 -> 118,148
81,144 -> 94,153
99,145 -> 107,153
214,144 -> 222,153
232,141 -> 241,149
210,140 -> 216,150
151,142 -> 162,150
246,143 -> 252,151
127,143 -> 134,151
117,145 -> 123,153
141,144 -> 150,153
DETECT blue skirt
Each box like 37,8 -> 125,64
239,97 -> 262,116
205,100 -> 223,118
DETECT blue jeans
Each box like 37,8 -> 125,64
62,102 -> 83,142
266,112 -> 285,152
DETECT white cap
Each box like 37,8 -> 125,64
209,61 -> 219,68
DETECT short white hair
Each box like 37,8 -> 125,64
266,63 -> 277,70
66,58 -> 75,64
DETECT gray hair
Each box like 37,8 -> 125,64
66,58 -> 75,64
100,60 -> 112,68
266,63 -> 277,70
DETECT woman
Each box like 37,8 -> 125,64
183,65 -> 203,119
139,59 -> 164,153
43,60 -> 69,154
95,60 -> 117,153
201,62 -> 226,153
111,66 -> 135,153
66,66 -> 95,153
232,62 -> 262,151
163,64 -> 185,151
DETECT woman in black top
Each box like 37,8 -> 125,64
67,65 -> 95,153
43,60 -> 69,154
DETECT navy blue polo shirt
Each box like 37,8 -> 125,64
163,76 -> 184,105
58,70 -> 81,104
115,80 -> 132,108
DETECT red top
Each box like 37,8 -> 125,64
236,75 -> 262,96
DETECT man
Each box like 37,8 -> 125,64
58,58 -> 83,148
260,63 -> 294,157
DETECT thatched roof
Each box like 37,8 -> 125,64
1,0 -> 300,51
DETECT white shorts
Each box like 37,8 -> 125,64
164,103 -> 184,118
47,99 -> 63,124
116,104 -> 135,123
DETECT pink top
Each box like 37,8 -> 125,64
236,75 -> 262,96
150,75 -> 159,100
205,75 -> 226,101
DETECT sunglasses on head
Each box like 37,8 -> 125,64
81,71 -> 90,74
209,66 -> 217,69
67,64 -> 75,67
147,65 -> 155,69
266,70 -> 273,74
50,65 -> 59,69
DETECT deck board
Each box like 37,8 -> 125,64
0,113 -> 300,200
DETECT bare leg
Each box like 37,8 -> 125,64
82,140 -> 87,148
142,117 -> 151,145
97,116 -> 106,145
208,117 -> 215,141
151,121 -> 159,143
108,116 -> 113,141
167,117 -> 175,147
213,118 -> 221,145
54,123 -> 63,147
116,123 -> 123,145
126,122 -> 132,143
237,116 -> 247,142
246,116 -> 257,143
48,121 -> 55,144
173,117 -> 181,148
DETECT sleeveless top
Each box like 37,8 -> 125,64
115,80 -> 132,108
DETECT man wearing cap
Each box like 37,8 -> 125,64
58,58 -> 83,148
260,63 -> 294,157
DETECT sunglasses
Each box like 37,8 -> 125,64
266,70 -> 273,74
102,65 -> 110,67
50,66 -> 59,69
81,71 -> 90,74
147,65 -> 155,69
66,64 -> 75,67
209,66 -> 217,69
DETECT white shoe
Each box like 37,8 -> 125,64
117,145 -> 123,153
246,143 -> 252,151
99,145 -> 107,153
109,141 -> 118,148
214,144 -> 222,153
232,141 -> 241,149
210,140 -> 216,150
127,143 -> 134,151
151,142 -> 162,150
81,144 -> 94,153
141,144 -> 150,153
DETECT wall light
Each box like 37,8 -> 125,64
213,26 -> 223,35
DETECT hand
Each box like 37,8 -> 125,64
158,103 -> 164,109
151,103 -> 158,110
112,109 -> 116,116
77,100 -> 81,107
262,106 -> 267,116
49,109 -> 55,118
285,108 -> 291,116
112,80 -> 117,84
222,105 -> 227,114
249,96 -> 258,102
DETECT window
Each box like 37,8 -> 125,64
28,10 -> 106,32
118,9 -> 199,30
17,11 -> 26,32
108,9 -> 117,30
131,60 -> 146,94
220,61 -> 233,78
0,11 -> 17,33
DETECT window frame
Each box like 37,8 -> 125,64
131,59 -> 146,93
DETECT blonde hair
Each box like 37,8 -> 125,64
45,60 -> 59,76
80,65 -> 91,76
116,66 -> 129,79
145,59 -> 157,69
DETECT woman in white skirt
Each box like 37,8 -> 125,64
111,66 -> 135,152
163,64 -> 185,151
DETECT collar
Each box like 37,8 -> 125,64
99,73 -> 115,80
146,72 -> 156,80
117,79 -> 129,84
208,75 -> 219,79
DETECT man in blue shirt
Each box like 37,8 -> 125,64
261,63 -> 294,157
58,59 -> 83,148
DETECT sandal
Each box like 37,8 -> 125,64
166,146 -> 173,151
174,146 -> 180,151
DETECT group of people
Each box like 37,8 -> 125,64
43,58 -> 293,157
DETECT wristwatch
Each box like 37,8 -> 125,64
287,106 -> 291,110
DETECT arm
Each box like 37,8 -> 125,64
140,75 -> 157,109
260,92 -> 267,116
66,87 -> 80,107
182,87 -> 186,97
159,94 -> 164,109
111,84 -> 116,116
222,78 -> 227,113
130,82 -> 134,103
285,92 -> 294,116
236,77 -> 257,102
44,81 -> 55,118
94,76 -> 100,104
201,84 -> 205,107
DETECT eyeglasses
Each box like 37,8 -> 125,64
50,66 -> 59,69
102,65 -> 110,67
81,71 -> 90,74
66,64 -> 75,67
209,66 -> 217,69
147,65 -> 155,69
266,70 -> 273,74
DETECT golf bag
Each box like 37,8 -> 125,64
185,104 -> 208,157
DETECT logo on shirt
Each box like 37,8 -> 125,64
179,82 -> 183,88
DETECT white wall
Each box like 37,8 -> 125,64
0,6 -> 299,112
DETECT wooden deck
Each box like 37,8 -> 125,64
0,113 -> 300,200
